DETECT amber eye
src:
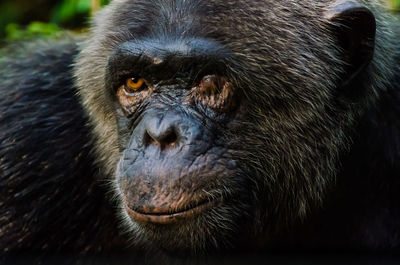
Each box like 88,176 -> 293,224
124,77 -> 147,94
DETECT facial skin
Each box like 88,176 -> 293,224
75,0 -> 393,253
109,37 -> 254,251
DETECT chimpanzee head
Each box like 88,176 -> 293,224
75,0 -> 387,252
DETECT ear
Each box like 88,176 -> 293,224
324,1 -> 376,87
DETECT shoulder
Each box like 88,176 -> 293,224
0,35 -> 93,177
0,36 -> 105,251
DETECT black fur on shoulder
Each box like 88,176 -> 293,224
0,39 -> 129,253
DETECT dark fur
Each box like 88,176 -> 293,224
0,40 -> 131,252
1,0 -> 400,257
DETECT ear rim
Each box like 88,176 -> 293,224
324,1 -> 377,88
324,1 -> 374,22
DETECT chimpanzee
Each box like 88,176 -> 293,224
1,0 -> 400,256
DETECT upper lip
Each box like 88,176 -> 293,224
125,198 -> 222,225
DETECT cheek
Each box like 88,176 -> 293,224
116,117 -> 133,151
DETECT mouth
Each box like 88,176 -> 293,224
125,199 -> 221,225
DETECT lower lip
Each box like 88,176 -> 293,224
125,200 -> 220,225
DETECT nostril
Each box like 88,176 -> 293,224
144,131 -> 158,147
144,129 -> 179,150
162,130 -> 178,148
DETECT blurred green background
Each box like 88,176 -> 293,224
0,0 -> 110,40
0,0 -> 399,40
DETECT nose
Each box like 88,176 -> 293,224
134,109 -> 200,152
144,114 -> 180,150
